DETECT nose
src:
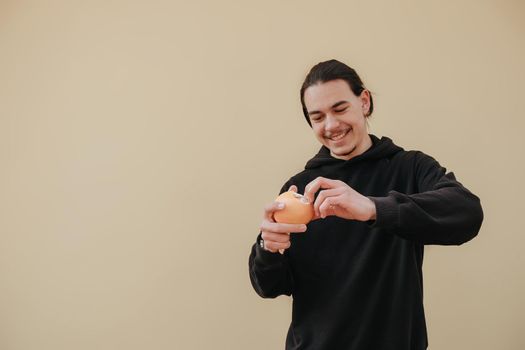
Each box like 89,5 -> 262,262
324,114 -> 340,132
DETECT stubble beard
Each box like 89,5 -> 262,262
330,145 -> 357,160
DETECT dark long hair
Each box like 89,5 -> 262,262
300,59 -> 374,126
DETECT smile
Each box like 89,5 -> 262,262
327,129 -> 351,141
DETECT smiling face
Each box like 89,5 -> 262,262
303,79 -> 373,160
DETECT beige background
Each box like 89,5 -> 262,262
1,0 -> 523,349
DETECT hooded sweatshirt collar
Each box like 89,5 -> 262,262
304,134 -> 403,169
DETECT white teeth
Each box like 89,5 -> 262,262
328,130 -> 348,140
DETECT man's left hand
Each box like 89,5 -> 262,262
304,177 -> 377,222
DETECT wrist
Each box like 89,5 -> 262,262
367,197 -> 377,221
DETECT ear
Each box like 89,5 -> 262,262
360,89 -> 371,116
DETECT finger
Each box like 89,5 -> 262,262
314,188 -> 343,218
260,221 -> 307,234
288,185 -> 298,193
263,201 -> 286,221
265,245 -> 277,253
318,196 -> 339,219
304,177 -> 341,204
263,240 -> 291,252
261,231 -> 291,243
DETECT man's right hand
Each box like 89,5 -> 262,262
259,185 -> 308,254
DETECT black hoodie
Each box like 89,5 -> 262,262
249,135 -> 483,350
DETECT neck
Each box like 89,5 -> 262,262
330,134 -> 373,160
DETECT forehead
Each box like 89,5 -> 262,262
303,79 -> 356,110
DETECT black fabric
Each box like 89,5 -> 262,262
248,134 -> 483,350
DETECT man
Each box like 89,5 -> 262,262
248,59 -> 483,349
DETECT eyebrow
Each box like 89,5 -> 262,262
307,100 -> 349,116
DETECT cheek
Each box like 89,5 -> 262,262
312,125 -> 323,135
345,112 -> 365,127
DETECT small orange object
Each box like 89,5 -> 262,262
274,191 -> 314,225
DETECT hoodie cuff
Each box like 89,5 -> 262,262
368,195 -> 400,228
254,233 -> 285,265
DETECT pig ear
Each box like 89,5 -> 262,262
288,185 -> 298,193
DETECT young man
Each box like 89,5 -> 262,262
248,59 -> 483,349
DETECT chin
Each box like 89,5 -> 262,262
331,145 -> 357,159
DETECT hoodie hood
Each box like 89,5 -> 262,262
304,134 -> 403,169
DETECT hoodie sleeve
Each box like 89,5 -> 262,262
369,152 -> 484,245
248,180 -> 294,298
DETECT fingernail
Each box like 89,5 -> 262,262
300,225 -> 307,231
